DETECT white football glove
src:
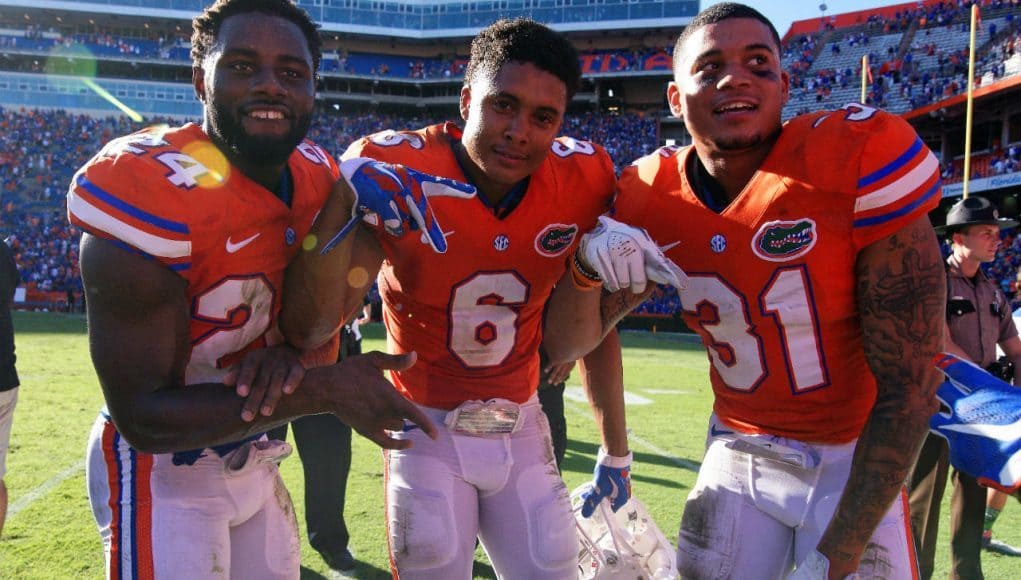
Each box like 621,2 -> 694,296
577,215 -> 688,293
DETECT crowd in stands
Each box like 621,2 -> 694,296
10,102 -> 1019,318
782,0 -> 1021,117
3,0 -> 1019,107
1,26 -> 674,78
0,105 -> 664,311
5,1 -> 1021,315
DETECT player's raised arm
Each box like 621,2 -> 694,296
281,176 -> 381,351
282,158 -> 475,351
814,214 -> 945,576
83,234 -> 433,453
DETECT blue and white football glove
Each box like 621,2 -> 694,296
577,216 -> 687,293
931,353 -> 1021,493
580,448 -> 632,518
321,157 -> 476,255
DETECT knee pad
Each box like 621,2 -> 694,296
529,491 -> 578,571
677,485 -> 738,580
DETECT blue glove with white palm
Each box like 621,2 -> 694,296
931,353 -> 1021,493
321,157 -> 476,255
580,448 -> 632,518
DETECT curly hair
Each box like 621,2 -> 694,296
191,0 -> 322,73
464,18 -> 581,101
673,2 -> 780,73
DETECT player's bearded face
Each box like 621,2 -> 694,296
199,14 -> 316,168
671,18 -> 788,155
208,99 -> 312,166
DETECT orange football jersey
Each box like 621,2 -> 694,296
615,105 -> 941,443
344,122 -> 615,409
68,123 -> 337,385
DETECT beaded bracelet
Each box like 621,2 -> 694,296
570,252 -> 603,291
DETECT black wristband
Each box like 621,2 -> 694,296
573,251 -> 602,282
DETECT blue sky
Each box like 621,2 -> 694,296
702,1 -> 904,38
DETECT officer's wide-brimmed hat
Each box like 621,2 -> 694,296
935,196 -> 1019,234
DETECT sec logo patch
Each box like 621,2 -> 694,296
534,223 -> 578,257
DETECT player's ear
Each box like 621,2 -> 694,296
666,81 -> 683,120
193,67 -> 208,103
459,85 -> 472,122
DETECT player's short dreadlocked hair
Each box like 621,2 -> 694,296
672,2 -> 781,73
191,0 -> 322,73
464,18 -> 581,101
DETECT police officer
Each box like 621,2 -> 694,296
909,196 -> 1021,579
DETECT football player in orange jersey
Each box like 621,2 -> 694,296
545,3 -> 946,579
70,1 -> 436,578
282,19 -> 630,579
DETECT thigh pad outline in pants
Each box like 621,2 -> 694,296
677,439 -> 798,580
86,418 -> 299,580
150,449 -> 299,579
795,440 -> 916,580
473,412 -> 577,579
222,450 -> 301,580
386,429 -> 476,577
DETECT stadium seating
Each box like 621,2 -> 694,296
2,1 -> 1021,316
0,106 -> 665,311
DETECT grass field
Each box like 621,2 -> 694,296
1,311 -> 1019,579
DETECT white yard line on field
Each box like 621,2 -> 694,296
9,458 -> 86,519
564,386 -> 653,405
563,398 -> 700,473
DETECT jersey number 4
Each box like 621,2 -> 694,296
684,266 -> 830,393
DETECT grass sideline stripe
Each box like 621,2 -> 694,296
9,459 -> 86,519
563,397 -> 700,473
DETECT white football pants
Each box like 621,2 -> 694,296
85,414 -> 300,579
677,415 -> 918,579
384,394 -> 578,579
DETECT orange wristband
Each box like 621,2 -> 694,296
570,252 -> 602,291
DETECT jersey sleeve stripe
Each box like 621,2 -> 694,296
76,174 -> 190,235
852,177 -> 940,228
857,137 -> 924,189
854,149 -> 939,213
105,239 -> 191,272
69,190 -> 192,259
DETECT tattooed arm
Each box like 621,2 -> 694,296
815,215 -> 944,578
543,269 -> 653,364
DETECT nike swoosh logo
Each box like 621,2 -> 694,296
659,241 -> 681,252
710,424 -> 734,437
226,233 -> 261,253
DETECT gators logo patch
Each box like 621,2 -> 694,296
751,219 -> 817,262
535,223 -> 579,257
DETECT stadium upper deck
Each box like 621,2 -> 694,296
0,0 -> 695,37
1,0 -> 1019,187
